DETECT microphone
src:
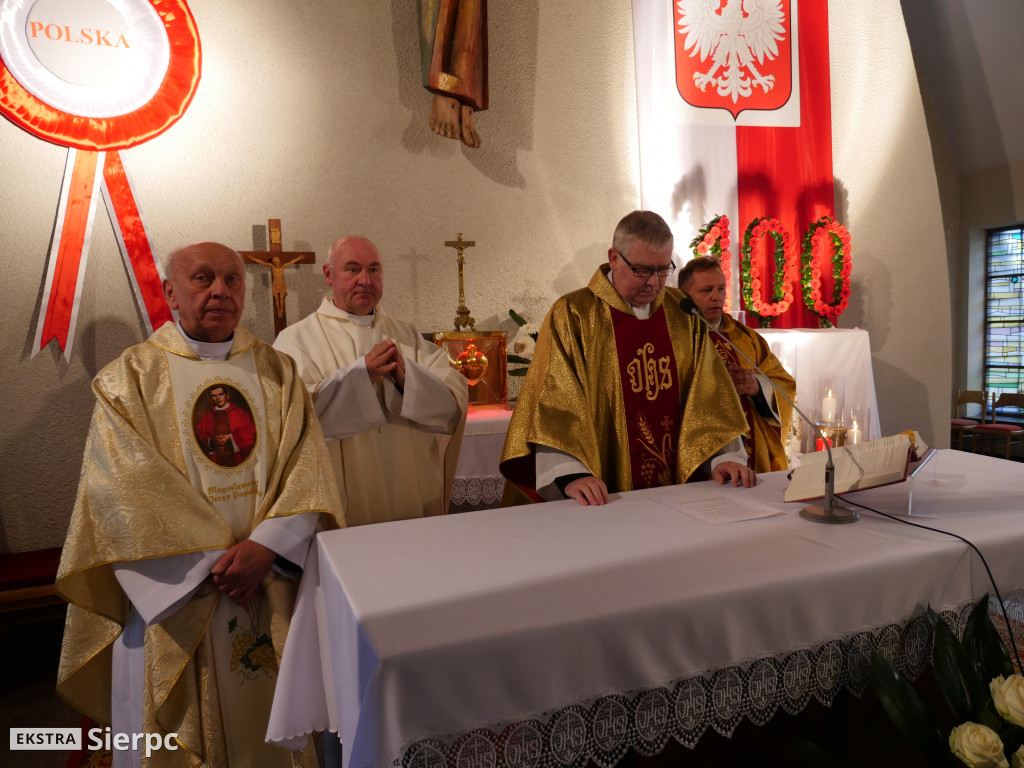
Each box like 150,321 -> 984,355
679,296 -> 858,524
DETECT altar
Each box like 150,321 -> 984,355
267,450 -> 1024,768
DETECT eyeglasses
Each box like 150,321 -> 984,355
614,250 -> 676,279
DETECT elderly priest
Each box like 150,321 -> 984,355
274,235 -> 468,524
501,211 -> 754,506
56,242 -> 343,768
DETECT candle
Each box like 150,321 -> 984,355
848,418 -> 862,445
821,389 -> 837,423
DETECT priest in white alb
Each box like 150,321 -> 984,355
57,242 -> 343,767
274,235 -> 468,525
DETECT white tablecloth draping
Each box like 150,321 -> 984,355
268,450 -> 1024,768
449,405 -> 511,512
757,327 -> 881,450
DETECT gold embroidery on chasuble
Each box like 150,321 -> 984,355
611,307 -> 680,489
709,329 -> 758,469
166,350 -> 268,540
500,267 -> 748,498
56,325 -> 330,768
164,349 -> 293,766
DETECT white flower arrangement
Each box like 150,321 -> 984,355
507,310 -> 538,377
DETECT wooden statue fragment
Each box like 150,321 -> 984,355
418,0 -> 488,148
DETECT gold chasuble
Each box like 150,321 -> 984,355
501,266 -> 747,495
57,323 -> 342,767
708,314 -> 795,472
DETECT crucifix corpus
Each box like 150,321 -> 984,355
239,219 -> 315,337
444,232 -> 476,330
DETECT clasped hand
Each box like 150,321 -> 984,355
728,365 -> 760,397
365,339 -> 406,390
209,539 -> 276,605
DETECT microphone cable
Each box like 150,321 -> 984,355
677,295 -> 1022,667
835,492 -> 1023,672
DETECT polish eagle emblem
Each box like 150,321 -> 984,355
675,0 -> 788,109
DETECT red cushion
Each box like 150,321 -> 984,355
951,419 -> 978,427
973,424 -> 1024,434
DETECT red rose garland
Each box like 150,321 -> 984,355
800,216 -> 852,327
740,217 -> 797,327
688,214 -> 732,311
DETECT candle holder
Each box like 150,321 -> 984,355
768,337 -> 798,379
815,423 -> 848,451
845,406 -> 871,446
816,374 -> 845,426
811,374 -> 846,452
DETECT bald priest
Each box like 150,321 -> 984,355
56,242 -> 343,768
274,235 -> 468,525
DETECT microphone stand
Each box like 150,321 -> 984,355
680,297 -> 858,524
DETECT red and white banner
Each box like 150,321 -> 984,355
0,0 -> 201,359
633,0 -> 834,328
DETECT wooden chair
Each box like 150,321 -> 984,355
951,389 -> 989,450
972,392 -> 1024,459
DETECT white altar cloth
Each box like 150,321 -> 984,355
757,327 -> 881,448
268,450 -> 1024,767
448,405 -> 511,511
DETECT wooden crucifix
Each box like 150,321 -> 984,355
444,232 -> 476,330
239,219 -> 315,337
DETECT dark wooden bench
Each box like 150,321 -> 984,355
0,547 -> 65,613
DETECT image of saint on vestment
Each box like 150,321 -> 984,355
192,383 -> 258,468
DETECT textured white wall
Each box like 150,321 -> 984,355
829,0 -> 950,448
0,0 -> 950,552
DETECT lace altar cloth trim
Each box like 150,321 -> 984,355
397,599 -> 993,768
451,476 -> 505,506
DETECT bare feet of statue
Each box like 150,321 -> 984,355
428,93 -> 482,148
460,104 -> 481,148
429,94 -> 461,141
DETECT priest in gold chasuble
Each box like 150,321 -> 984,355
501,211 -> 752,506
679,257 -> 796,473
57,243 -> 342,768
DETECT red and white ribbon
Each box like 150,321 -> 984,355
0,0 -> 200,358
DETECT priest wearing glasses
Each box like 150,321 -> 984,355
501,210 -> 754,506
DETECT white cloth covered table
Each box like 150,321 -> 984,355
757,327 -> 881,450
268,450 -> 1024,768
448,405 -> 511,511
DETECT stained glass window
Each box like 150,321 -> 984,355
985,227 -> 1024,397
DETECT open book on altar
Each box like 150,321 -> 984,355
784,434 -> 913,502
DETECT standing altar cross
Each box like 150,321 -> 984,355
239,219 -> 315,337
444,232 -> 476,330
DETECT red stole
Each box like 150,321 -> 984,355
610,307 -> 680,489
709,330 -> 756,469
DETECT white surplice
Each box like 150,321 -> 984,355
274,298 -> 468,526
